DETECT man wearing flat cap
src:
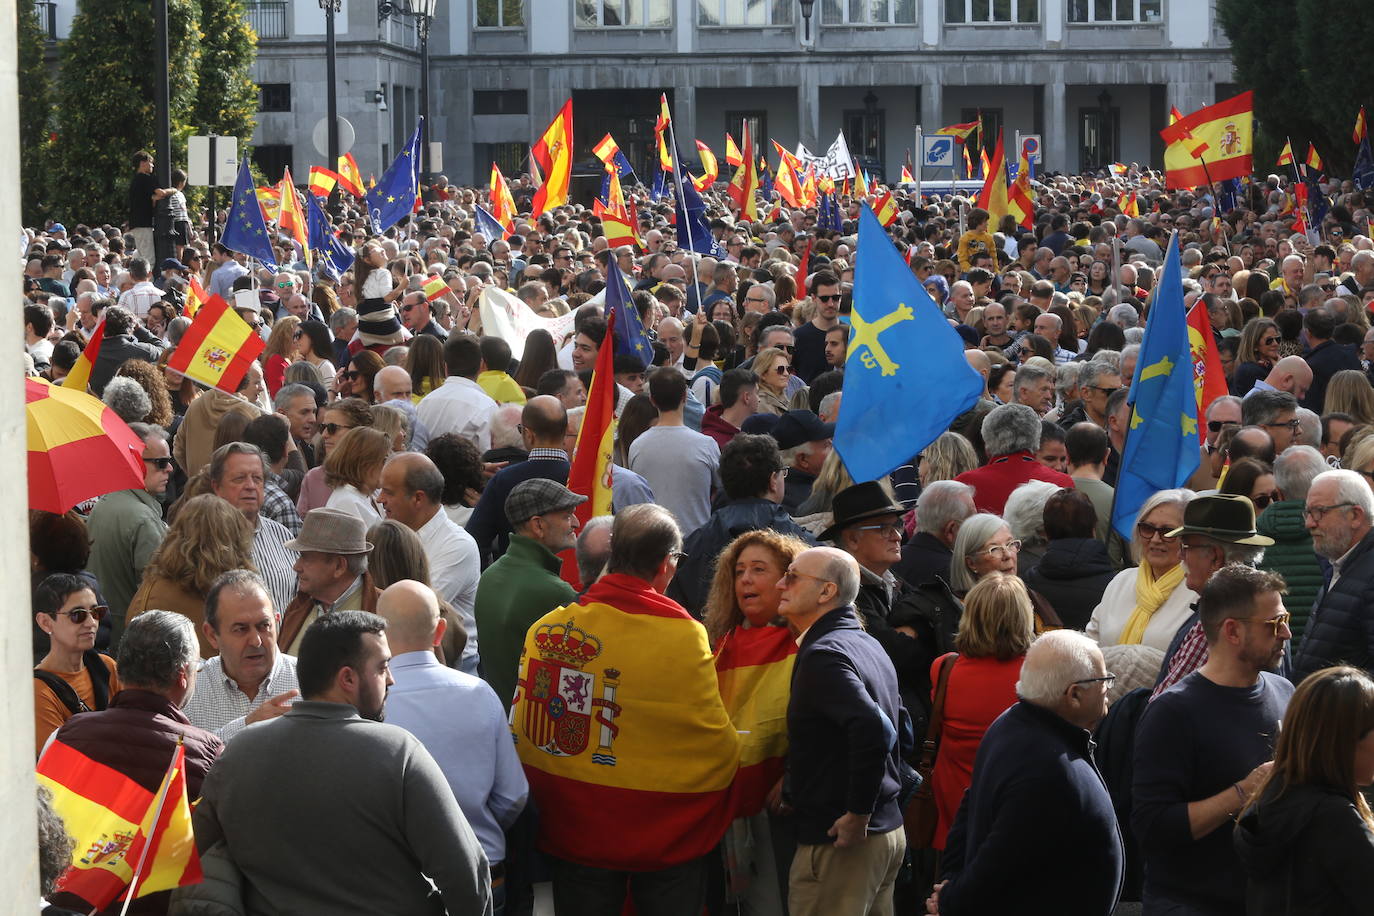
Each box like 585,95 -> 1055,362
278,507 -> 382,654
474,479 -> 583,711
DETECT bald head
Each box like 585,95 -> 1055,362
374,365 -> 413,403
376,580 -> 441,653
964,349 -> 991,381
521,394 -> 569,446
1267,355 -> 1313,400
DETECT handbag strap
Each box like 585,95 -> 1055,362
928,652 -> 958,746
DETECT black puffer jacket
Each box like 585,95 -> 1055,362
1022,537 -> 1117,631
1234,783 -> 1374,915
1293,528 -> 1374,681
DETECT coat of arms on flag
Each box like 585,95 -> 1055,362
520,619 -> 622,765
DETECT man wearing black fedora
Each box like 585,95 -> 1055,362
1151,494 -> 1274,700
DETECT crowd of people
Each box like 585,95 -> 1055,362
26,151 -> 1374,916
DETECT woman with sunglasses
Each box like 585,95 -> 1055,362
342,349 -> 385,404
1087,489 -> 1197,657
296,397 -> 375,516
1220,458 -> 1279,515
1232,317 -> 1280,397
753,346 -> 794,416
33,573 -> 122,756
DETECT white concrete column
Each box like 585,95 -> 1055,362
798,70 -> 820,152
4,0 -> 38,898
675,85 -> 697,161
1042,76 -> 1067,174
921,76 -> 942,132
675,0 -> 694,53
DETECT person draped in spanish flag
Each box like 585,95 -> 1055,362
511,503 -> 741,911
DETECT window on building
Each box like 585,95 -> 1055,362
575,0 -> 672,27
252,145 -> 293,181
476,0 -> 524,27
1079,102 -> 1120,170
726,111 -> 768,151
959,108 -> 1003,158
478,142 -> 529,179
844,95 -> 885,163
473,90 -> 529,115
821,0 -> 916,24
245,0 -> 289,38
258,83 -> 291,112
945,0 -> 1038,23
1068,0 -> 1161,23
698,0 -> 793,26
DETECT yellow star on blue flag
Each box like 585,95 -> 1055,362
1111,230 -> 1200,539
221,157 -> 278,270
604,257 -> 654,363
367,117 -> 422,232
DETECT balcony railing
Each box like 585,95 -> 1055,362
246,1 -> 288,39
34,0 -> 57,39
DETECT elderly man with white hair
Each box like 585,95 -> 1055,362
895,480 -> 975,588
928,629 -> 1123,915
1292,469 -> 1374,680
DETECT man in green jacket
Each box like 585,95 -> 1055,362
475,478 -> 583,711
86,422 -> 171,644
1257,444 -> 1327,639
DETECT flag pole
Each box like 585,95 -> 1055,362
118,737 -> 183,916
663,97 -> 702,305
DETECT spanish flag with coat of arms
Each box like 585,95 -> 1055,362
511,573 -> 742,870
1159,91 -> 1254,189
166,292 -> 265,392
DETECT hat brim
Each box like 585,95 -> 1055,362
818,504 -> 906,543
509,493 -> 589,527
1163,524 -> 1274,547
282,537 -> 374,554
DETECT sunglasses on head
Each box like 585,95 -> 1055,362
143,456 -> 175,470
321,422 -> 354,435
52,605 -> 108,624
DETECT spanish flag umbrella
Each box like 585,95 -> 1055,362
27,377 -> 145,513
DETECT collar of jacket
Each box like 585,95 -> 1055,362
112,688 -> 194,725
505,532 -> 564,573
1014,698 -> 1097,757
799,605 -> 862,649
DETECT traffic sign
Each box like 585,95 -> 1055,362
1020,134 -> 1042,164
312,116 -> 356,157
187,136 -> 238,187
922,135 -> 956,169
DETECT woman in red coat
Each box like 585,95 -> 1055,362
929,572 -> 1035,849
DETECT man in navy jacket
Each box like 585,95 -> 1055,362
780,546 -> 908,915
931,629 -> 1123,915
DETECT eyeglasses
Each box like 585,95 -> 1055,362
51,605 -> 109,624
1071,673 -> 1117,688
974,539 -> 1021,559
817,294 -> 842,303
774,365 -> 792,376
1251,490 -> 1282,511
781,569 -> 833,586
143,456 -> 175,470
321,422 -> 354,435
671,551 -> 689,562
1303,502 -> 1355,522
854,521 -> 904,538
1260,335 -> 1281,346
745,297 -> 770,305
1136,522 -> 1177,542
1235,611 -> 1291,636
773,466 -> 790,478
1264,419 -> 1302,433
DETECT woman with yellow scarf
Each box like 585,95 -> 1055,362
1087,489 -> 1199,651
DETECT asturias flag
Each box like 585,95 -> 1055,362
367,118 -> 422,232
222,158 -> 278,271
166,292 -> 266,392
835,205 -> 985,482
1111,232 -> 1199,539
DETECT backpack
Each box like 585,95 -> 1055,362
34,651 -> 113,716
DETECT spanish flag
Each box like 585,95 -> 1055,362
692,140 -> 718,192
531,98 -> 573,217
727,123 -> 759,222
937,121 -> 979,142
714,624 -> 796,817
853,163 -> 868,198
1160,91 -> 1254,188
1117,189 -> 1140,217
976,129 -> 1010,222
771,140 -> 804,208
336,153 -> 365,197
873,188 -> 899,227
255,185 -> 281,223
512,574 -> 740,870
489,162 -> 517,234
308,166 -> 341,197
567,262 -> 619,520
277,167 -> 310,263
62,319 -> 105,391
594,199 -> 639,250
1009,149 -> 1036,229
800,164 -> 818,207
1305,142 -> 1324,173
1186,300 -> 1228,419
38,740 -> 201,911
1356,107 -> 1368,146
1276,139 -> 1295,168
592,133 -> 620,171
166,292 -> 265,392
184,275 -> 209,319
1168,106 -> 1185,126
724,132 -> 743,168
900,164 -> 915,184
655,93 -> 674,172
422,274 -> 449,301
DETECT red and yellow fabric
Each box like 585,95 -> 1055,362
489,162 -> 517,233
254,185 -> 281,223
714,625 -> 795,816
277,167 -> 310,265
1008,149 -> 1035,229
37,740 -> 201,911
976,129 -> 1010,223
1357,107 -> 1368,145
800,164 -> 818,207
422,275 -> 449,302
853,164 -> 868,198
1160,91 -> 1254,188
1168,106 -> 1185,126
28,377 -> 144,512
979,147 -> 992,182
727,124 -> 759,222
594,200 -> 638,250
655,94 -> 674,171
771,140 -> 804,208
936,121 -> 979,142
592,133 -> 620,170
567,300 -> 617,521
1186,301 -> 1228,419
531,98 -> 574,217
692,140 -> 718,192
796,238 -> 810,300
873,189 -> 899,227
1117,190 -> 1140,217
1305,142 -> 1324,173
963,144 -> 974,180
1276,139 -> 1295,167
724,132 -> 743,168
184,276 -> 209,319
308,166 -> 341,197
336,153 -> 365,197
900,164 -> 915,183
62,319 -> 105,391
513,574 -> 741,870
166,292 -> 265,392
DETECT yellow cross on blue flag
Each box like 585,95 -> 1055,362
834,204 -> 985,483
1111,231 -> 1200,539
367,118 -> 422,233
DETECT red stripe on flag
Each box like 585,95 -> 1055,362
38,741 -> 151,822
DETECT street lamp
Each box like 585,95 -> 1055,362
799,0 -> 815,41
379,0 -> 438,184
320,0 -> 341,201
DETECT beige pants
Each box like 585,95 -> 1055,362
129,226 -> 155,262
788,827 -> 906,916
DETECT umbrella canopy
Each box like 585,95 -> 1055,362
27,377 -> 145,513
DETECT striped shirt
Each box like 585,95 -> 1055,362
185,652 -> 300,741
254,516 -> 299,614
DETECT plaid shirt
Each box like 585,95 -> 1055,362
1151,620 -> 1208,701
261,478 -> 303,536
184,652 -> 300,741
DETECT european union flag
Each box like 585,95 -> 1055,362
651,167 -> 666,202
367,118 -> 421,232
221,158 -> 278,271
1356,137 -> 1374,191
473,204 -> 508,242
1110,232 -> 1199,540
603,257 -> 653,365
1305,167 -> 1329,228
759,160 -> 774,198
613,150 -> 636,184
673,179 -> 724,257
834,205 -> 985,483
306,192 -> 354,277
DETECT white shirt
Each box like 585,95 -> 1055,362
415,376 -> 498,455
383,650 -> 528,863
1087,567 -> 1199,652
27,337 -> 53,364
118,280 -> 164,318
327,483 -> 383,528
416,508 -> 482,672
184,652 -> 300,741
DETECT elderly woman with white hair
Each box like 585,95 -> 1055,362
1087,488 -> 1198,654
1004,480 -> 1060,575
951,512 -> 1062,630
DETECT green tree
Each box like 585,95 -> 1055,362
48,0 -> 204,224
1293,0 -> 1374,175
194,0 -> 258,142
18,1 -> 50,225
1217,0 -> 1314,172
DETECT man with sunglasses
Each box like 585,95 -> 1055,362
399,288 -> 447,340
1134,564 -> 1293,916
86,422 -> 171,640
790,270 -> 842,383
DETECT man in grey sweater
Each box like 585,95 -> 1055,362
192,611 -> 493,915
